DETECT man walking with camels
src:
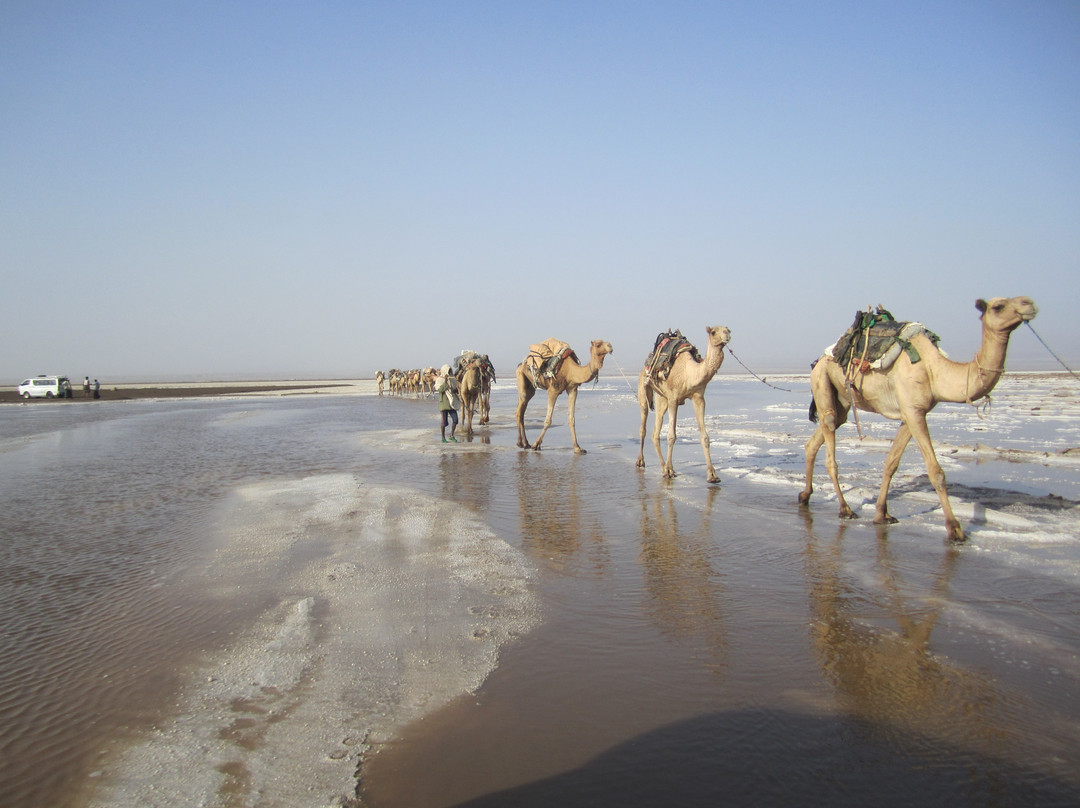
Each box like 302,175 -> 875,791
436,364 -> 459,443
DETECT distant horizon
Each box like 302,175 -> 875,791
7,359 -> 1075,388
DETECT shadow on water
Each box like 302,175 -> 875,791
448,706 -> 1080,808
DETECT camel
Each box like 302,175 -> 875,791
375,370 -> 385,395
798,296 -> 1038,542
421,367 -> 437,398
477,354 -> 495,425
458,358 -> 483,436
515,339 -> 613,453
636,325 -> 731,483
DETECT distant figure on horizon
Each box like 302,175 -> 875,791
83,377 -> 91,398
93,379 -> 100,399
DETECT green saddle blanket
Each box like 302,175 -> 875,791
830,307 -> 940,370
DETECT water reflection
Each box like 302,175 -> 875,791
801,511 -> 1032,765
438,449 -> 495,516
513,453 -> 609,576
637,485 -> 726,673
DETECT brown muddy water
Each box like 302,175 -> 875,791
2,376 -> 1079,807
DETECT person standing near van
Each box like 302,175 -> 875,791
436,364 -> 458,443
92,379 -> 100,399
83,377 -> 91,398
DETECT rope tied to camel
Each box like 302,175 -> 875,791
1026,321 -> 1080,382
724,347 -> 801,392
839,311 -> 878,440
964,356 -> 1004,417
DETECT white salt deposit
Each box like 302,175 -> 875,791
87,476 -> 540,808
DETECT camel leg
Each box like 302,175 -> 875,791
567,386 -> 587,454
823,424 -> 856,519
662,400 -> 679,478
799,426 -> 825,505
515,377 -> 535,449
650,396 -> 669,473
463,395 -> 474,436
691,392 -> 718,484
636,383 -> 652,469
905,414 -> 965,542
531,387 -> 561,451
874,422 -> 912,525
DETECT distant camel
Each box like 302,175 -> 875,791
458,358 -> 483,436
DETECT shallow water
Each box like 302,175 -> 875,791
1,374 -> 1078,807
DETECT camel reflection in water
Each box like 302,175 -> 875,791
513,452 -> 610,575
638,484 -> 727,674
801,511 -> 1034,764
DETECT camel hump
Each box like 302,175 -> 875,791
526,338 -> 570,367
643,330 -> 701,381
525,338 -> 575,383
829,307 -> 941,373
529,338 -> 569,359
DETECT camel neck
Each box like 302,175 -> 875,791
966,326 -> 1011,402
704,344 -> 725,373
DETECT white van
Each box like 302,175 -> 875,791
17,376 -> 72,399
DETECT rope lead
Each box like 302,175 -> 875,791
1026,322 -> 1080,383
725,347 -> 800,392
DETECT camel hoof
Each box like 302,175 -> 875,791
574,447 -> 587,455
797,491 -> 811,506
840,510 -> 857,520
635,458 -> 645,469
947,527 -> 967,543
707,477 -> 720,485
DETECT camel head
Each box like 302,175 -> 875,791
590,340 -> 614,360
706,325 -> 732,348
976,296 -> 1038,333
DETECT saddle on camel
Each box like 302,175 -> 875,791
825,306 -> 941,379
450,350 -> 496,383
523,338 -> 576,386
641,329 -> 702,391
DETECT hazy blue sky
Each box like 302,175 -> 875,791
3,1 -> 1078,381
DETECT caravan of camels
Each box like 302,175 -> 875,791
375,295 -> 1039,542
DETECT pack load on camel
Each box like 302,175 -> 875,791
826,306 -> 941,376
451,350 -> 497,383
641,329 -> 702,386
523,338 -> 575,386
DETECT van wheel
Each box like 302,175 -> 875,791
46,391 -> 54,398
22,392 -> 31,399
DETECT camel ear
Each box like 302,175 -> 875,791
976,299 -> 988,314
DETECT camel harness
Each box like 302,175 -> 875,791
641,329 -> 702,386
525,339 -> 576,386
828,306 -> 941,439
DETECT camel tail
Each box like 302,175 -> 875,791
808,398 -> 818,423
